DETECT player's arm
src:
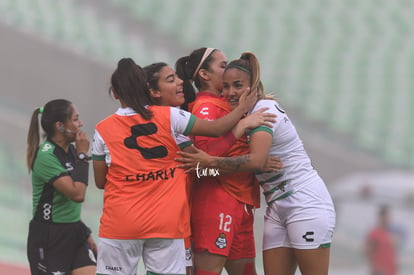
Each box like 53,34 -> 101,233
91,129 -> 108,189
52,174 -> 88,202
93,160 -> 107,189
177,131 -> 274,173
195,107 -> 275,156
189,88 -> 256,137
40,135 -> 90,202
231,109 -> 275,139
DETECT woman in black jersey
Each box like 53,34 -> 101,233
26,99 -> 96,275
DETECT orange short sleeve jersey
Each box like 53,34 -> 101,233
95,106 -> 191,239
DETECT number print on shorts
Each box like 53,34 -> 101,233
124,123 -> 168,159
218,213 -> 232,232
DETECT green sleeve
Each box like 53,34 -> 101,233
33,150 -> 67,184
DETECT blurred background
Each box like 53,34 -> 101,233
0,0 -> 413,274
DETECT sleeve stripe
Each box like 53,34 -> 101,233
92,154 -> 106,161
249,126 -> 273,136
178,141 -> 193,150
183,114 -> 196,136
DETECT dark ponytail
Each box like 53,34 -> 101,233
175,47 -> 218,110
175,56 -> 196,110
110,58 -> 153,120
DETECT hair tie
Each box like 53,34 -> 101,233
192,48 -> 215,81
39,107 -> 44,113
226,64 -> 251,74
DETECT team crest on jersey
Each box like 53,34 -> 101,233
215,233 -> 227,249
41,143 -> 53,152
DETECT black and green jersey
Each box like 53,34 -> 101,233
31,140 -> 82,223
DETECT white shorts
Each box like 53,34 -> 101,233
263,179 -> 336,250
96,238 -> 186,275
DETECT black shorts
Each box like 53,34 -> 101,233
27,220 -> 96,274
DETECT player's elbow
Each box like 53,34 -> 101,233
71,193 -> 85,203
95,182 -> 105,189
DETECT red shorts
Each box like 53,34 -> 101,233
191,179 -> 256,260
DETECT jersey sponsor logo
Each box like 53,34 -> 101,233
124,123 -> 167,159
41,143 -> 53,152
215,233 -> 227,249
106,265 -> 123,272
125,168 -> 176,181
302,231 -> 315,242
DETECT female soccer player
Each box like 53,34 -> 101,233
176,52 -> 336,275
26,99 -> 96,275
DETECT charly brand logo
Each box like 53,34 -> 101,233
302,231 -> 315,242
106,266 -> 122,272
195,162 -> 219,178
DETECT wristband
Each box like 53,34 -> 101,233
72,160 -> 89,185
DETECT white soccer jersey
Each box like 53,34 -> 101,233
249,99 -> 320,205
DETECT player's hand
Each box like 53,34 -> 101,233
261,156 -> 283,173
76,130 -> 90,154
241,107 -> 276,130
237,87 -> 257,113
175,145 -> 213,173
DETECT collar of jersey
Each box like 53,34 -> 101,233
116,106 -> 138,116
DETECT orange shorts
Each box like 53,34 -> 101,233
191,180 -> 256,260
